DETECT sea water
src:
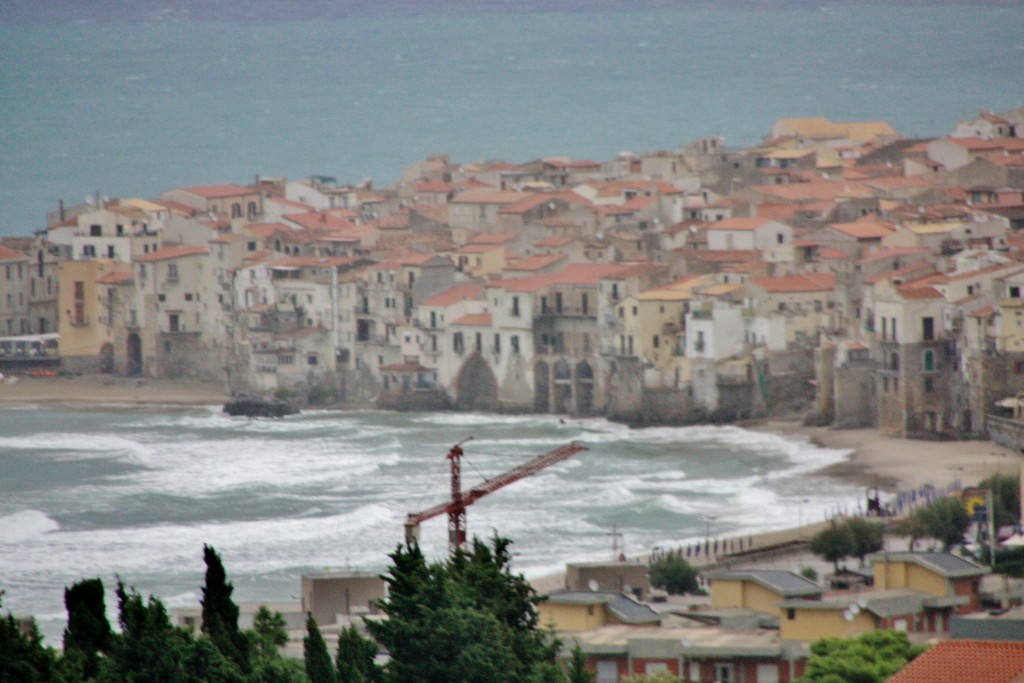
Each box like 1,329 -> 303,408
1,2 -> 1023,234
0,404 -> 860,643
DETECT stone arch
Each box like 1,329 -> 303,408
553,359 -> 572,414
454,353 -> 499,411
533,361 -> 550,413
99,342 -> 114,374
126,333 -> 143,377
575,361 -> 594,415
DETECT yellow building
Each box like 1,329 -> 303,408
708,570 -> 821,615
57,259 -> 131,373
537,592 -> 661,632
871,552 -> 987,613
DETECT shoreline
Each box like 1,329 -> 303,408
5,374 -> 1019,609
4,375 -> 1020,495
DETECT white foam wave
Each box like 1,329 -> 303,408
0,510 -> 60,542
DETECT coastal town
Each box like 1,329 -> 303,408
3,106 -> 1024,438
6,105 -> 1024,681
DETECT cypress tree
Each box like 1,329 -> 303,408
303,613 -> 336,683
63,577 -> 113,679
200,545 -> 251,672
336,623 -> 379,683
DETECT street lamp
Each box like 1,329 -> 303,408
798,499 -> 810,538
700,514 -> 718,547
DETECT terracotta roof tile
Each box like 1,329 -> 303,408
888,639 -> 1024,683
135,245 -> 208,262
180,183 -> 254,199
451,312 -> 492,326
749,273 -> 835,293
0,245 -> 27,260
422,283 -> 484,307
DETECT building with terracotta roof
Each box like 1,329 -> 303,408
888,639 -> 1024,683
161,183 -> 262,222
704,217 -> 792,251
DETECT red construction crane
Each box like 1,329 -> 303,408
404,438 -> 588,554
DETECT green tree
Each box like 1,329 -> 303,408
810,521 -> 856,572
845,517 -> 885,567
795,629 -> 925,683
186,637 -> 245,683
97,580 -> 192,683
252,606 -> 289,656
0,591 -> 62,683
335,623 -> 379,683
980,473 -> 1020,528
367,536 -> 560,683
303,613 -> 336,683
648,550 -> 699,594
565,644 -> 593,683
913,497 -> 971,550
201,545 -> 251,673
63,577 -> 113,680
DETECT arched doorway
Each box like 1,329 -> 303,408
126,333 -> 143,377
553,359 -> 572,414
454,353 -> 498,411
99,343 -> 114,374
534,361 -> 550,413
575,361 -> 594,415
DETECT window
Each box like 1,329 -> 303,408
247,201 -> 258,218
581,293 -> 589,315
715,664 -> 735,683
493,333 -> 501,354
307,354 -> 318,366
653,335 -> 660,348
891,352 -> 899,371
923,349 -> 935,372
511,335 -> 520,353
168,313 -> 180,333
453,332 -> 464,354
555,293 -> 563,313
777,233 -> 784,244
512,296 -> 520,317
1011,286 -> 1021,298
231,203 -> 242,218
90,224 -> 101,236
73,281 -> 85,300
475,332 -> 482,353
924,377 -> 933,393
922,317 -> 934,341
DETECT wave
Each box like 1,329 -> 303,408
0,510 -> 60,542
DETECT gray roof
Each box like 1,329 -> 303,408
708,570 -> 823,597
869,552 -> 989,578
779,588 -> 968,618
544,591 -> 661,625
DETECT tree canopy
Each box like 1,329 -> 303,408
795,629 -> 926,683
810,521 -> 856,572
901,497 -> 971,550
366,535 -> 561,683
648,550 -> 699,595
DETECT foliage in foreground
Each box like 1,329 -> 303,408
795,629 -> 926,683
2,536 -> 582,683
366,535 -> 563,683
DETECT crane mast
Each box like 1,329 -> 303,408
405,439 -> 588,554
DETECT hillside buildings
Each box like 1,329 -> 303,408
4,105 -> 1024,435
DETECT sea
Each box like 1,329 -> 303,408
0,405 -> 861,644
1,1 -> 1023,235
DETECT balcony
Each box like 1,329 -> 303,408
69,316 -> 90,327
